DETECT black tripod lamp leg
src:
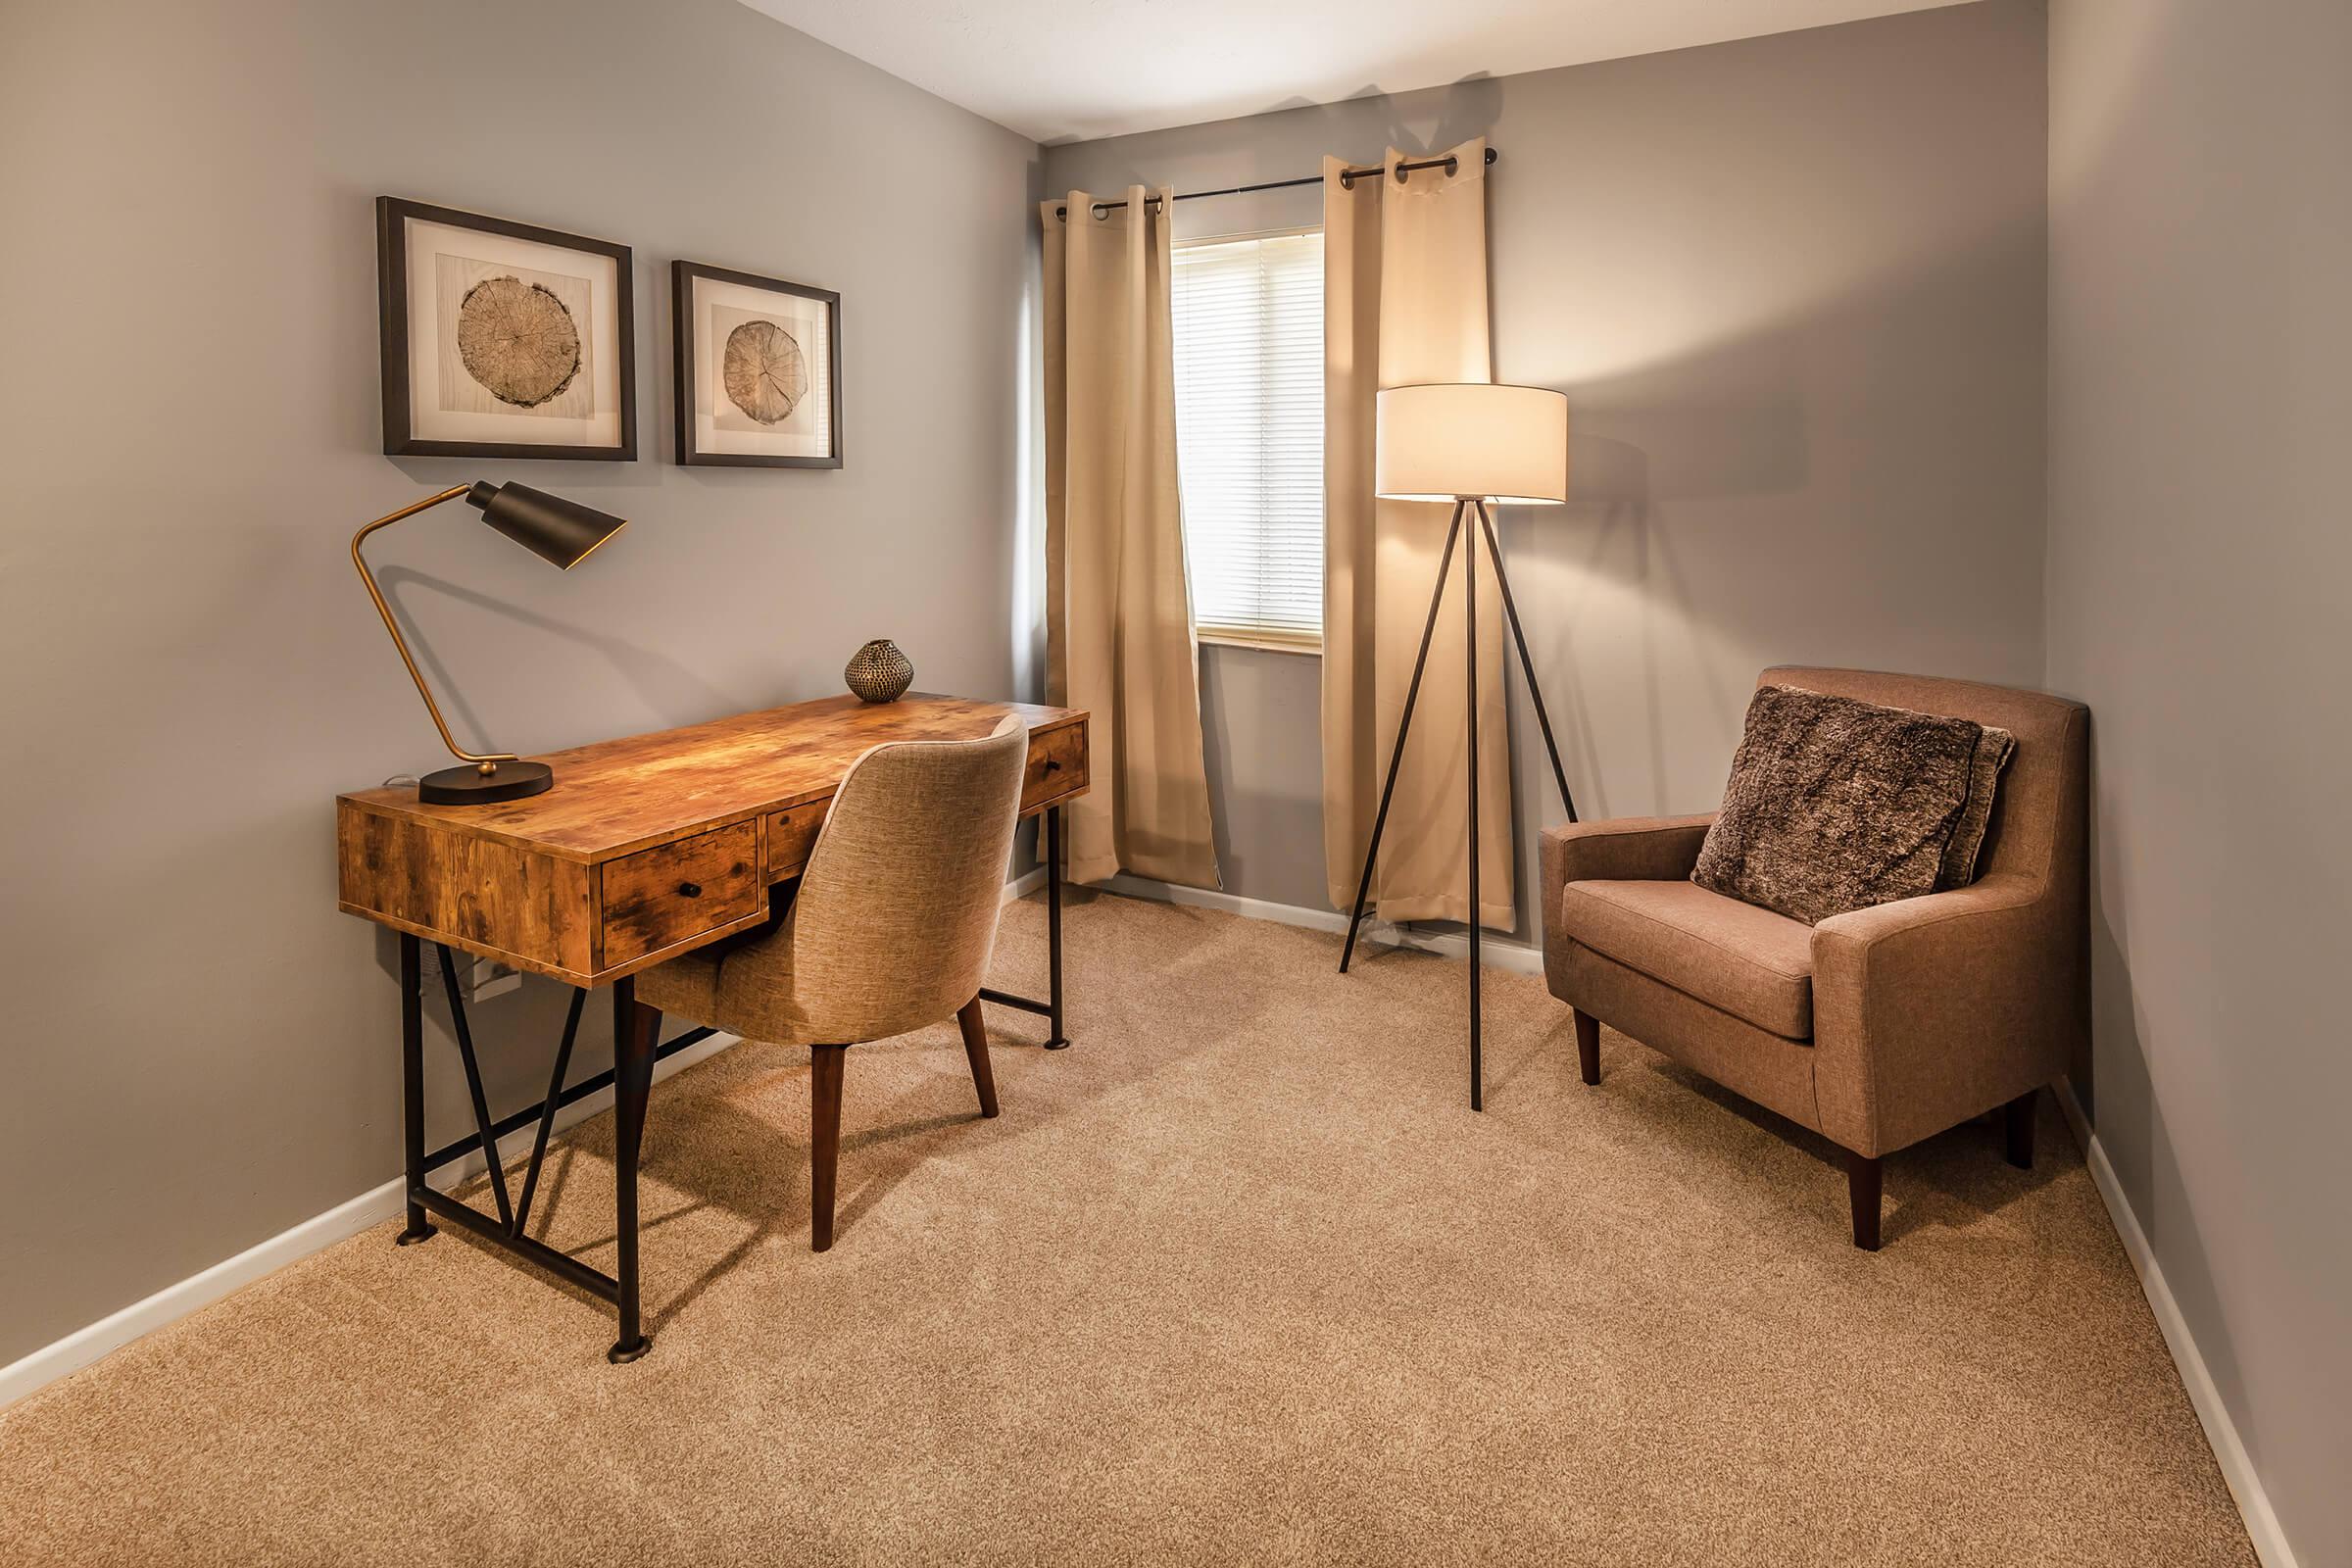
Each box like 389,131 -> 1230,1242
1465,506 -> 1484,1113
1340,500 -> 1467,974
1475,500 -> 1577,824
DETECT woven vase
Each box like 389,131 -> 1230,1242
844,638 -> 914,704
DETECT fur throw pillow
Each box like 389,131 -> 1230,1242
1691,684 -> 2013,924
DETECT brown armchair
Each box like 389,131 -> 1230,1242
1540,667 -> 2088,1249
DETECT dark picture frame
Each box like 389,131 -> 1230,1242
671,261 -> 843,468
376,197 -> 636,461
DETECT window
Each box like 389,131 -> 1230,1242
1171,229 -> 1325,651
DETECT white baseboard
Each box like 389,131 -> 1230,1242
0,1027 -> 741,1413
1079,885 -> 2293,1564
4,884 -> 2295,1568
2055,1082 -> 2298,1568
1,869 -> 1070,1413
2054,1075 -> 2093,1154
1100,872 -> 1545,975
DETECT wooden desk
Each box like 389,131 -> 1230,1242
336,693 -> 1089,1360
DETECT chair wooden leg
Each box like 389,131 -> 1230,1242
1847,1151 -> 1883,1251
809,1045 -> 846,1253
1572,1008 -> 1600,1086
2004,1088 -> 2036,1170
956,997 -> 1000,1118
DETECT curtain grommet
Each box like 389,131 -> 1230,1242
1445,155 -> 1459,175
1090,203 -> 1106,220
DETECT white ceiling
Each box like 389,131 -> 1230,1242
737,0 -> 1976,144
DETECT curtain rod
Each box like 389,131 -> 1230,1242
1053,146 -> 1497,221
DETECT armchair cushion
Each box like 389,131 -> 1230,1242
1557,879 -> 1815,1039
1692,683 -> 2011,925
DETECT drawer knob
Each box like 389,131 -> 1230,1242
1045,759 -> 1062,773
677,881 -> 703,899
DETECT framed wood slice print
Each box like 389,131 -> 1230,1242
672,261 -> 841,467
376,197 -> 635,460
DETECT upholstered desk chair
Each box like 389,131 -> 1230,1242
638,715 -> 1029,1251
1541,668 -> 2088,1250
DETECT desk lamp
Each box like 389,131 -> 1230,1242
1337,382 -> 1579,1109
351,481 -> 626,805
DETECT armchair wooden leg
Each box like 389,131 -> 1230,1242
1572,1009 -> 1601,1086
2004,1088 -> 2036,1170
810,1045 -> 846,1253
956,996 -> 1000,1119
1846,1152 -> 1883,1251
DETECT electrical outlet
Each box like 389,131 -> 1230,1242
471,956 -> 522,1002
392,933 -> 522,1004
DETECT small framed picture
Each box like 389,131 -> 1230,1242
672,261 -> 842,468
375,197 -> 635,461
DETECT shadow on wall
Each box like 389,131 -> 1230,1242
373,565 -> 736,756
2077,733 -> 2247,1495
1496,431 -> 1651,831
1195,645 -> 1324,898
1045,75 -> 1508,225
1254,75 -> 1508,167
1172,207 -> 2045,934
1047,62 -> 2047,946
1417,211 -> 2044,946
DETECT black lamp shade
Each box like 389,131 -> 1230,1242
466,480 -> 626,569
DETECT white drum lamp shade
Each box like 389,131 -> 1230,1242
1375,383 -> 1569,505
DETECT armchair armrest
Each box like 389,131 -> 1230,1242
1810,872 -> 2073,1156
1540,814 -> 1716,887
1539,815 -> 1715,992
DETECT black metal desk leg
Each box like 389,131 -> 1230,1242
974,806 -> 1073,1046
396,932 -> 435,1246
1042,805 -> 1069,1050
608,978 -> 658,1364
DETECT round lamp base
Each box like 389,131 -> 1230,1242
418,760 -> 554,806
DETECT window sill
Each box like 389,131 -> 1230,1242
1198,630 -> 1322,658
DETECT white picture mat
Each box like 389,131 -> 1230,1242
403,217 -> 623,448
690,273 -> 833,459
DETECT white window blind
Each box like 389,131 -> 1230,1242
1171,230 -> 1325,649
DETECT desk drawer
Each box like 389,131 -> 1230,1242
601,822 -> 760,968
1022,723 -> 1086,813
764,800 -> 830,880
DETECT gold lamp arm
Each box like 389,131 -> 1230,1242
351,486 -> 516,770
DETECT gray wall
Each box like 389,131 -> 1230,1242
2047,1 -> 2352,1560
0,0 -> 1037,1365
1044,0 -> 2050,940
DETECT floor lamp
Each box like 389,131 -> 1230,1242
1337,383 -> 1580,1111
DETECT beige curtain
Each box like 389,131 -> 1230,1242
1039,188 -> 1221,891
1321,141 -> 1513,929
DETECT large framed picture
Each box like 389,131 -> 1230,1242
672,261 -> 841,468
375,197 -> 635,461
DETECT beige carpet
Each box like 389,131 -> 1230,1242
0,892 -> 2251,1566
